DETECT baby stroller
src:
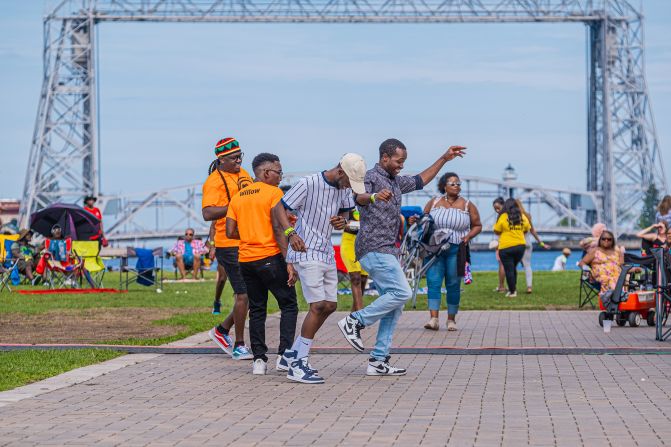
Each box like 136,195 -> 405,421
399,214 -> 452,308
598,251 -> 666,328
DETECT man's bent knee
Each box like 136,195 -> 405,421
388,284 -> 412,303
311,301 -> 337,315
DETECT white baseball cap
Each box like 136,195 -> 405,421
340,153 -> 367,194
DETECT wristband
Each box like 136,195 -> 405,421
284,227 -> 295,237
370,193 -> 377,204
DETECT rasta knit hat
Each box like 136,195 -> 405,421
214,138 -> 241,158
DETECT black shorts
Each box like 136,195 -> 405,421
215,247 -> 247,294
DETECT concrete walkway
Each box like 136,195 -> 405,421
2,311 -> 671,446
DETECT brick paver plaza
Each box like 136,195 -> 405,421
2,311 -> 671,446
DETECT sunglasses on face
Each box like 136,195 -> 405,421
265,169 -> 283,177
601,237 -> 613,242
446,182 -> 462,187
223,152 -> 244,162
185,233 -> 194,236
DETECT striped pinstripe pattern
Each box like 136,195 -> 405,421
283,172 -> 355,264
429,200 -> 471,244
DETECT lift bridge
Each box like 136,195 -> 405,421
98,169 -> 598,243
18,0 -> 668,242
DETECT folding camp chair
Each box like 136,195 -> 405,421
0,235 -> 20,292
120,247 -> 164,290
72,241 -> 105,288
38,238 -> 93,289
578,268 -> 601,309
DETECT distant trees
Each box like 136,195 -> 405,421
639,183 -> 660,229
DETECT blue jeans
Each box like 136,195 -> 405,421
352,252 -> 412,361
426,244 -> 462,315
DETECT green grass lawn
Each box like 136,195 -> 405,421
0,270 -> 583,345
0,269 -> 583,391
0,349 -> 122,392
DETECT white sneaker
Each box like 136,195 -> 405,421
338,314 -> 365,352
252,359 -> 267,375
505,291 -> 517,298
366,356 -> 407,376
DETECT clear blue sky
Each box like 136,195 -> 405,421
1,1 -> 670,199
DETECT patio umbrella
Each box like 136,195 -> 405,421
30,203 -> 101,241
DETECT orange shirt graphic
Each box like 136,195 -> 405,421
227,182 -> 284,262
201,167 -> 253,248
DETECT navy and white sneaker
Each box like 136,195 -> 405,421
338,314 -> 365,352
366,356 -> 407,376
276,349 -> 297,371
287,358 -> 325,384
277,350 -> 317,372
208,327 -> 233,355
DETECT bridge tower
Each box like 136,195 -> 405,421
586,8 -> 667,229
19,4 -> 99,226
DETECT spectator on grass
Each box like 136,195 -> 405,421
47,224 -> 68,262
10,229 -> 36,282
493,198 -> 530,298
492,197 -> 506,293
83,195 -> 108,247
551,248 -> 571,272
579,230 -> 624,295
170,228 -> 208,280
516,199 -> 549,294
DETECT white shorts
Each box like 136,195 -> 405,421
294,261 -> 338,304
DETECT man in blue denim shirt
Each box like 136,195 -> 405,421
338,138 -> 466,376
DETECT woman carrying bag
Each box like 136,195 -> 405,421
417,172 -> 482,331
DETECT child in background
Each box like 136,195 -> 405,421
552,248 -> 571,271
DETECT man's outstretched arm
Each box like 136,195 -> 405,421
418,145 -> 467,186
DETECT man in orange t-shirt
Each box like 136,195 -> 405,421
226,153 -> 299,375
202,137 -> 254,360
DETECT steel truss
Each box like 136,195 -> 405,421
103,173 -> 599,242
19,0 -> 667,238
404,176 -> 601,236
102,184 -> 209,242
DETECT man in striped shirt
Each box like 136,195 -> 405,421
275,153 -> 367,384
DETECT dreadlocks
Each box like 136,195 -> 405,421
208,159 -> 220,175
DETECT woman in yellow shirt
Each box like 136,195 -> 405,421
493,198 -> 530,297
